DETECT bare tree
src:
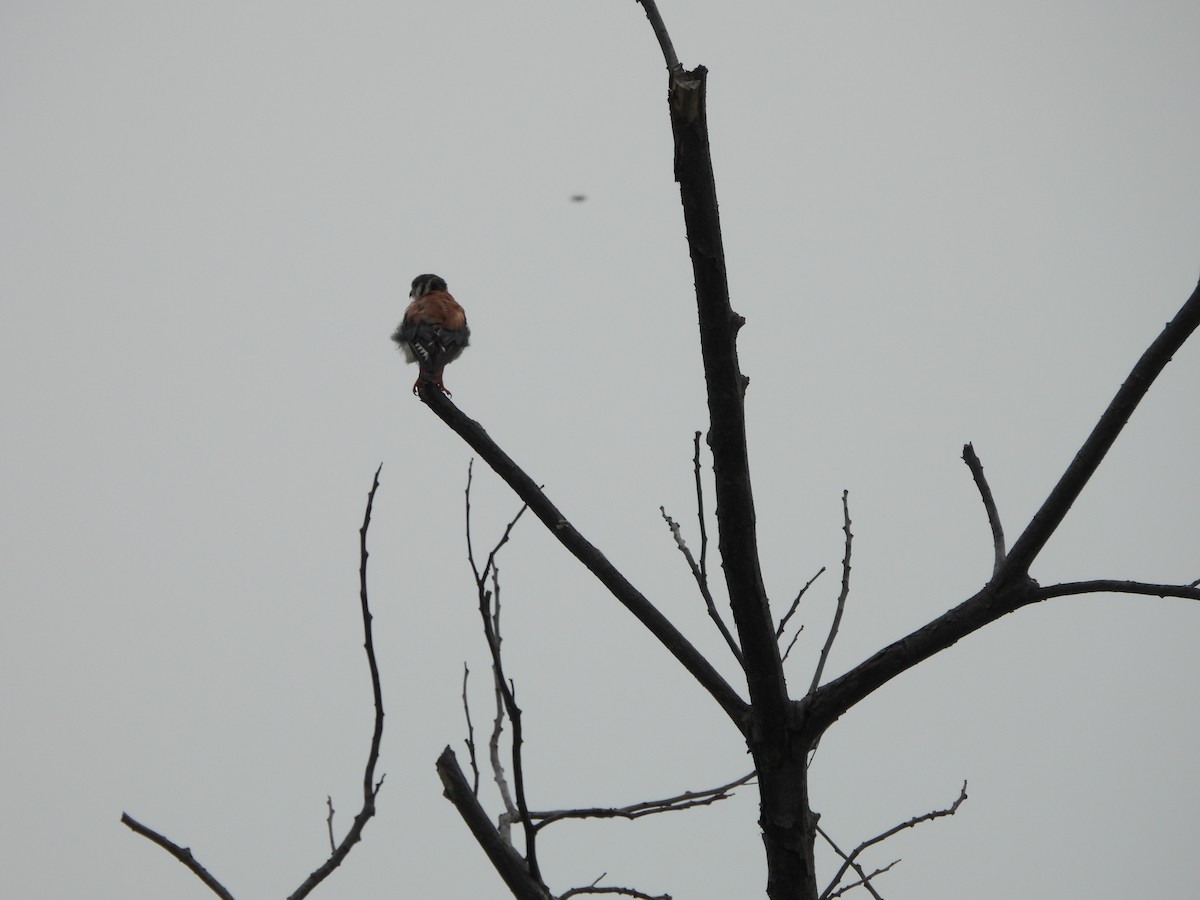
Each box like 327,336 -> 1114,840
122,4 -> 1198,899
420,4 -> 1200,900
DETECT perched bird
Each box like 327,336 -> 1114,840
392,274 -> 470,397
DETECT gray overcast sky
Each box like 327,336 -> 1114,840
2,2 -> 1198,898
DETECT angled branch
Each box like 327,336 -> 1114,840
818,781 -> 968,900
634,0 -> 680,71
122,466 -> 388,900
1001,278 -> 1200,580
438,747 -> 551,900
806,279 -> 1200,738
815,826 -> 884,900
118,814 -> 235,900
530,770 -> 755,829
826,860 -> 898,900
287,464 -> 388,899
808,493 -> 852,697
420,388 -> 748,728
465,479 -> 542,881
777,567 -> 825,640
660,505 -> 743,665
461,664 -> 481,796
962,443 -> 1005,577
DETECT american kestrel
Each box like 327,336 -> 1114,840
392,273 -> 470,397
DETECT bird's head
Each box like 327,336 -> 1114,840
410,273 -> 448,299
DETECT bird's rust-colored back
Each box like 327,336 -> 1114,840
404,291 -> 466,330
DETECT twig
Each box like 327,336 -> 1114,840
670,431 -> 744,664
808,492 -> 853,696
777,566 -> 825,667
777,566 -> 825,639
816,830 -> 883,900
634,0 -> 681,71
118,814 -> 235,900
660,505 -> 743,665
560,885 -> 671,900
466,469 -> 542,883
780,624 -> 805,665
325,796 -> 335,854
962,443 -> 1005,577
826,860 -> 899,899
818,781 -> 968,900
462,664 -> 480,796
530,770 -> 755,829
286,464 -> 388,899
122,466 -> 389,900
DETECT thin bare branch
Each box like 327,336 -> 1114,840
826,860 -> 899,900
962,443 -> 1005,577
437,747 -> 551,900
1034,580 -> 1200,602
325,796 -> 335,854
780,624 -> 805,665
530,770 -> 756,830
119,814 -> 235,900
661,505 -> 744,665
123,466 -> 389,900
462,664 -> 481,796
560,885 -> 672,900
818,781 -> 968,900
816,826 -> 883,900
777,567 -> 826,639
808,493 -> 853,696
421,389 -> 749,728
634,0 -> 680,71
692,431 -> 710,587
465,472 -> 542,883
287,464 -> 388,899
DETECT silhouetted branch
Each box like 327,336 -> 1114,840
118,814 -> 235,900
634,0 -> 680,71
420,388 -> 749,729
826,860 -> 898,900
808,493 -> 852,696
818,781 -> 968,900
1001,279 -> 1200,579
465,473 -> 542,882
806,279 -> 1200,738
462,664 -> 481,795
962,443 -> 1005,577
287,464 -> 387,899
325,796 -> 335,854
661,505 -> 744,665
529,770 -> 755,830
815,827 -> 883,900
1034,580 -> 1200,602
438,747 -> 551,900
561,882 -> 671,900
122,466 -> 388,900
777,567 -> 825,640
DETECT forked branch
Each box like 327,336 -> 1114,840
420,388 -> 748,728
818,781 -> 968,900
121,465 -> 389,900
